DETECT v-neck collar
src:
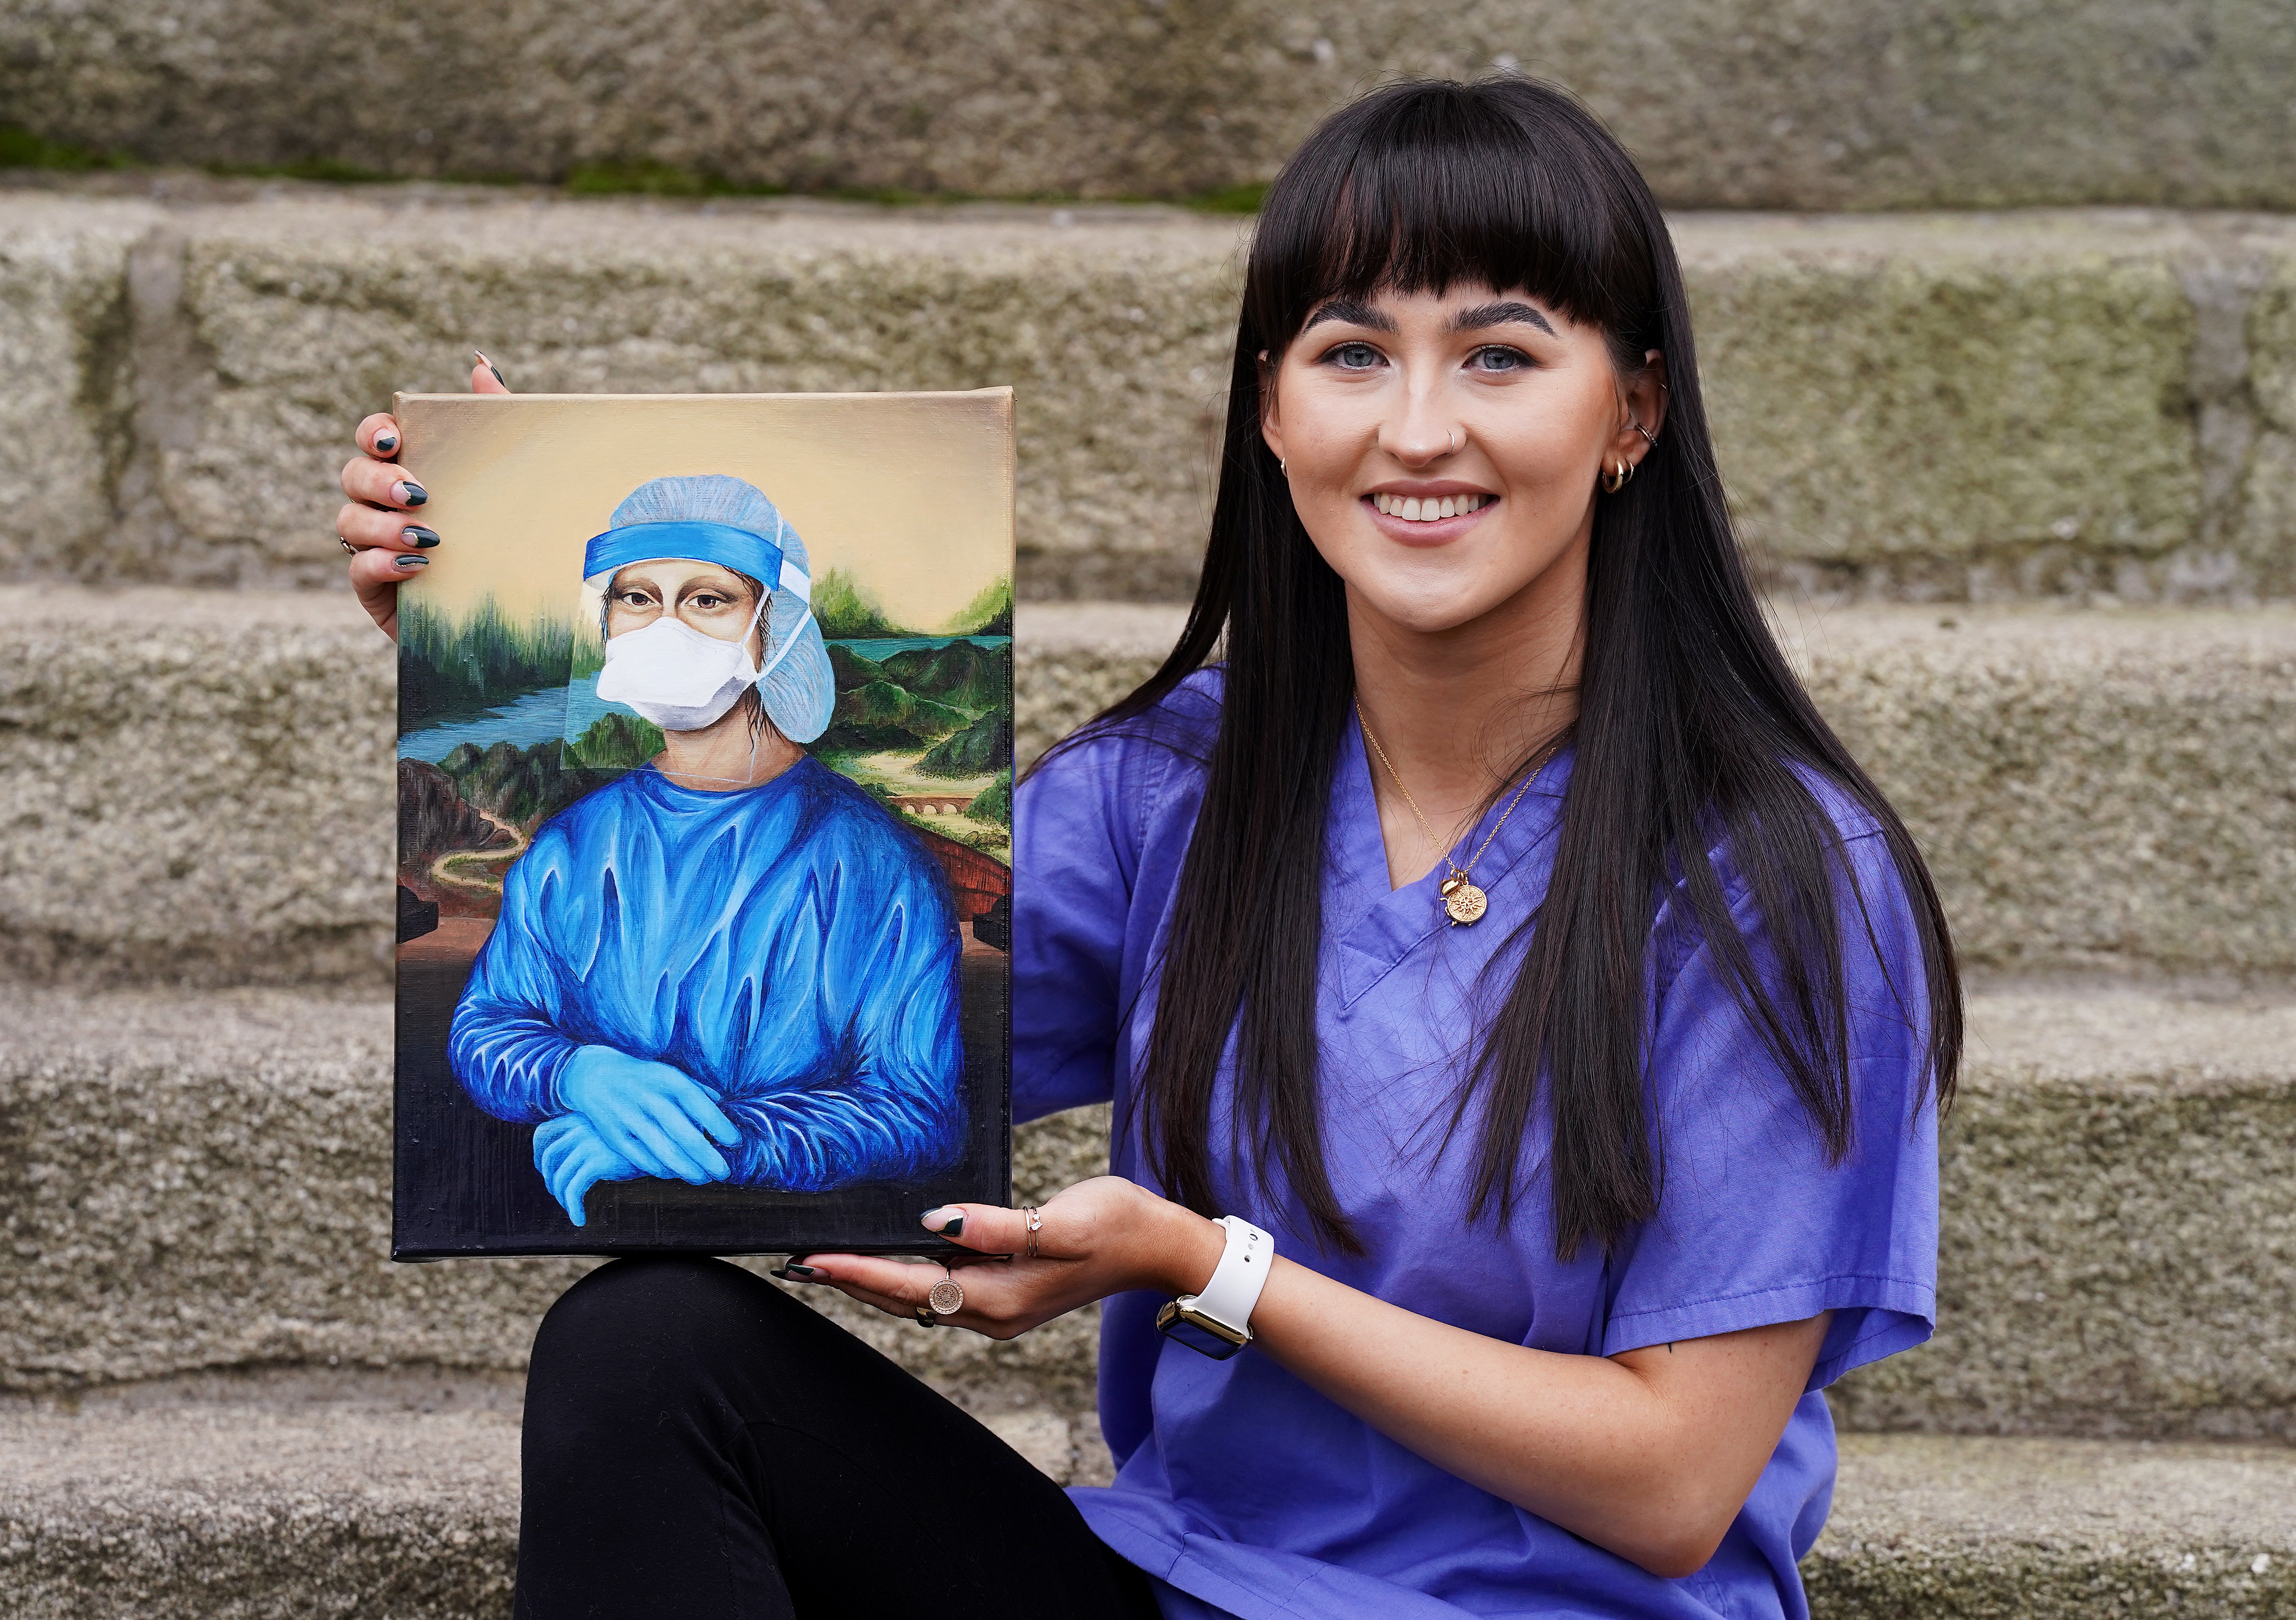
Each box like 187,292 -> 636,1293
1326,723 -> 1572,1009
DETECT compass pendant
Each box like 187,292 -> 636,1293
1439,874 -> 1488,926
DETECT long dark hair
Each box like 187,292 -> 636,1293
1038,78 -> 1961,1260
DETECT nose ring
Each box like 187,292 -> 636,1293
1446,429 -> 1461,455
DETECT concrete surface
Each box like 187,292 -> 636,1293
0,987 -> 1112,1411
1,1403 -> 2287,1618
5,592 -> 2292,985
1830,989 -> 2296,1442
0,1395 -> 519,1620
1778,605 -> 2296,976
4,982 -> 2289,1447
1809,1435 -> 2296,1619
5,190 -> 2296,599
0,587 -> 397,986
2,0 -> 2293,211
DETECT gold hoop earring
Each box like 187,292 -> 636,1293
1278,457 -> 1287,474
1602,457 -> 1632,494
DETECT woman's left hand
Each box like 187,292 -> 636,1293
793,1176 -> 1225,1339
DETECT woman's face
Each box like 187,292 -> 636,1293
605,559 -> 763,662
1261,282 -> 1663,639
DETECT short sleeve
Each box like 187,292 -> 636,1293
1012,729 -> 1159,1123
1598,823 -> 1940,1390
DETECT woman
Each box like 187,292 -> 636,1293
445,474 -> 968,1225
339,79 -> 1957,1620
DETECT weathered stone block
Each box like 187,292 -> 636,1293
7,982 -> 2292,1447
0,988 -> 1108,1403
1688,213 -> 2215,599
1831,991 -> 2296,1443
0,197 -> 157,580
1809,1435 -> 2296,1620
0,588 -> 396,987
2,1 -> 2294,211
1786,606 -> 2296,976
163,198 -> 1242,600
2,1410 -> 2290,1617
7,194 -> 2292,599
6,594 -> 2294,983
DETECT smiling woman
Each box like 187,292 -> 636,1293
337,74 -> 1958,1620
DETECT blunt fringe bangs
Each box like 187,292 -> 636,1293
1035,76 -> 1962,1261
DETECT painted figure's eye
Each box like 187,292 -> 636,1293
1469,346 -> 1530,373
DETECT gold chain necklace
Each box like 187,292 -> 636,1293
1357,705 -> 1559,926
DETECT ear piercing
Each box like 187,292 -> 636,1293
1633,422 -> 1658,447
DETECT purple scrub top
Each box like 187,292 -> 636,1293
1012,674 -> 1940,1620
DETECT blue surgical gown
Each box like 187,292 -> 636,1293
450,756 -> 966,1191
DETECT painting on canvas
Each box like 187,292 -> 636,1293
390,390 -> 1014,1258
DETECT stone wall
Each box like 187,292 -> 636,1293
2,1 -> 2293,210
7,189 -> 2296,603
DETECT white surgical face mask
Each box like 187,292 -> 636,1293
594,604 -> 762,732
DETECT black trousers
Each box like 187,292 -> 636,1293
513,1256 -> 1164,1620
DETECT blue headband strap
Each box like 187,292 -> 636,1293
582,521 -> 789,592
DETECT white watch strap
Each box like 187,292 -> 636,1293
1176,1216 -> 1275,1337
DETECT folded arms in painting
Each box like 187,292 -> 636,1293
445,765 -> 969,1197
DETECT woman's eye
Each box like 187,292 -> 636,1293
1325,342 -> 1384,371
1469,345 -> 1530,373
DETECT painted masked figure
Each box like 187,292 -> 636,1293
447,475 -> 967,1224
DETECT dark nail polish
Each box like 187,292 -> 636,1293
399,480 -> 428,506
394,555 -> 429,570
937,1215 -> 965,1238
773,1262 -> 824,1281
373,431 -> 398,454
402,526 -> 441,548
475,349 -> 508,387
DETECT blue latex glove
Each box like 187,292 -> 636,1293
557,1044 -> 741,1186
533,1114 -> 642,1227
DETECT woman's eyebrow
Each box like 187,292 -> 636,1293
1448,301 -> 1558,337
1303,299 -> 1397,332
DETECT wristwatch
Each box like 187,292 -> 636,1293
1155,1216 -> 1274,1359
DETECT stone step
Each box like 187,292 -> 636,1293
0,1394 -> 2288,1618
1808,1434 -> 2296,1618
5,188 -> 2294,601
1,1 -> 2290,213
7,589 -> 2287,987
2,984 -> 2289,1443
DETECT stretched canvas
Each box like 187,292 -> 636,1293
391,391 -> 1014,1259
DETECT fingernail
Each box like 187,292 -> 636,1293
920,1207 -> 963,1235
474,349 -> 508,387
401,525 -> 440,548
373,430 -> 398,454
396,480 -> 428,506
773,1262 -> 825,1281
394,555 -> 429,570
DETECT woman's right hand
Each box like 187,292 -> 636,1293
340,353 -> 510,640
